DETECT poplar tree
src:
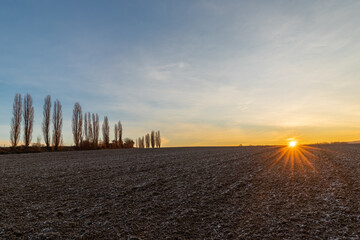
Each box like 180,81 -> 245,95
10,94 -> 22,148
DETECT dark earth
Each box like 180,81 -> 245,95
1,144 -> 359,239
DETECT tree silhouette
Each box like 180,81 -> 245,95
137,136 -> 145,148
114,123 -> 118,147
87,112 -> 93,144
145,133 -> 150,148
72,102 -> 83,147
123,138 -> 134,148
117,121 -> 122,146
10,94 -> 22,148
42,95 -> 51,148
23,94 -> 34,147
159,131 -> 161,148
92,113 -> 99,147
156,130 -> 161,148
155,131 -> 158,148
84,112 -> 88,142
52,99 -> 63,150
150,130 -> 155,148
102,116 -> 110,147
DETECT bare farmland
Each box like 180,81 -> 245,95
1,145 -> 360,239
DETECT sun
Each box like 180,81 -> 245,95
289,141 -> 297,147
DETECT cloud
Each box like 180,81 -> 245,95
145,62 -> 190,82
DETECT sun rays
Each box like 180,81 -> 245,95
265,144 -> 320,175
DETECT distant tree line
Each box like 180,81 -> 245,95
8,93 -> 160,151
136,130 -> 161,148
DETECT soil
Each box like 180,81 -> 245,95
0,145 -> 359,239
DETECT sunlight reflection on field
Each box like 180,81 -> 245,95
266,145 -> 323,174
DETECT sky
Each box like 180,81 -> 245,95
1,0 -> 360,147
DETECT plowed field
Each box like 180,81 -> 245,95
1,145 -> 359,239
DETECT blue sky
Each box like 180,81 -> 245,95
1,0 -> 360,146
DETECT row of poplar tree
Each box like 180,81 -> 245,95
136,131 -> 161,148
70,102 -> 127,148
9,93 -> 139,149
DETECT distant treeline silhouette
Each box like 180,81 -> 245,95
136,130 -> 161,148
8,93 -> 161,152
